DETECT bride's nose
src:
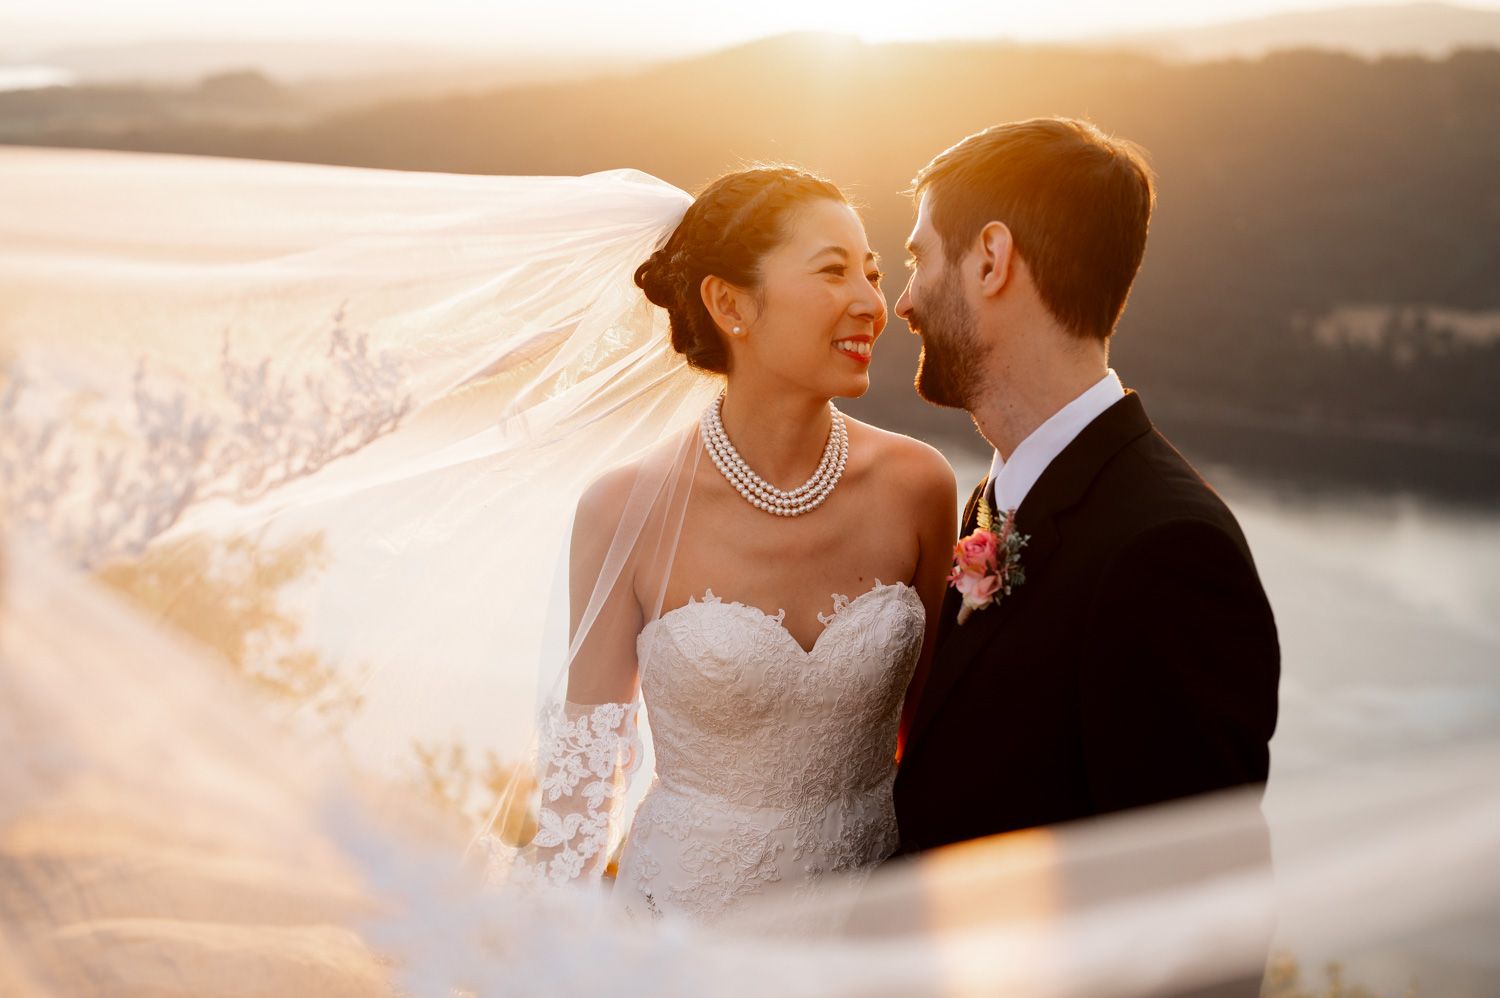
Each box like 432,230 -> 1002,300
849,280 -> 887,329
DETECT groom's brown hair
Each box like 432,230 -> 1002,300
913,117 -> 1156,340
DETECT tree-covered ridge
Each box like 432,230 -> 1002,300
5,39 -> 1498,458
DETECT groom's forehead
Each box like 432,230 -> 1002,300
905,193 -> 936,253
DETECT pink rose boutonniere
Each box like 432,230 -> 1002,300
948,495 -> 1029,625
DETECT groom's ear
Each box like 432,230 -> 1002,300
974,221 -> 1015,298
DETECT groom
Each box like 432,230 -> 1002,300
892,118 -> 1280,853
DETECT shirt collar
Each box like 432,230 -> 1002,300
984,369 -> 1125,510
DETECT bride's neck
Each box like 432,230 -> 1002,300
717,380 -> 833,490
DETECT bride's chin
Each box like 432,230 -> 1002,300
794,369 -> 868,401
839,377 -> 872,400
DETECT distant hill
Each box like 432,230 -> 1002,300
25,40 -> 494,84
1100,2 -> 1500,61
5,34 -> 1499,476
0,38 -> 659,107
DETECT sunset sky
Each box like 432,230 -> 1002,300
5,0 -> 1500,53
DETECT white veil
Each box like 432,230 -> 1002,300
0,144 -> 714,887
3,146 -> 1499,997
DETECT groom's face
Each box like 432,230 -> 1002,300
897,193 -> 983,409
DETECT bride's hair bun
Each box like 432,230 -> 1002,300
634,165 -> 846,375
633,247 -> 683,310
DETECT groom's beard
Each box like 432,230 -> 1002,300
911,271 -> 984,409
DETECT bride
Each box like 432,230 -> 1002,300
512,165 -> 956,921
0,145 -> 958,935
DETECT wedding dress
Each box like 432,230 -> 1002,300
615,581 -> 925,923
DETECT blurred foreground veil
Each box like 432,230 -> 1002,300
0,144 -> 715,970
2,146 -> 1500,997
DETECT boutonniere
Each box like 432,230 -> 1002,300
948,495 -> 1029,625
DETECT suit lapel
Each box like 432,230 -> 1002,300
905,391 -> 1154,751
958,478 -> 984,537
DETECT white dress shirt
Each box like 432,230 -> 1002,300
983,369 -> 1126,511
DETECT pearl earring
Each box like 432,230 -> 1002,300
732,326 -> 742,335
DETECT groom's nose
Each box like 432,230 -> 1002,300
894,280 -> 914,324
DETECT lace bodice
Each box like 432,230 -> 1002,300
615,580 -> 924,922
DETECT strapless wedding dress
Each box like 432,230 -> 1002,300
615,580 -> 925,924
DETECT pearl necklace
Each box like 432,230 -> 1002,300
701,391 -> 847,517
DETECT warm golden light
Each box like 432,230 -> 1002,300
9,0 -> 1498,52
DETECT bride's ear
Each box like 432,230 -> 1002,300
974,221 -> 1015,298
700,274 -> 754,338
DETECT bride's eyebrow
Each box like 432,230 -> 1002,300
809,246 -> 880,264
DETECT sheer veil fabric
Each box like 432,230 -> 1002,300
3,146 -> 1499,997
0,144 -> 714,889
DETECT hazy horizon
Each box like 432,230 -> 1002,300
5,0 -> 1500,58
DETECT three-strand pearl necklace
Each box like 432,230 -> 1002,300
701,391 -> 847,517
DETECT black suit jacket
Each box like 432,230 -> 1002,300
893,390 -> 1280,854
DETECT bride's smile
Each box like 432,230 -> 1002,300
833,335 -> 874,363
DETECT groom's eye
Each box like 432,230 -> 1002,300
820,264 -> 846,277
867,271 -> 884,285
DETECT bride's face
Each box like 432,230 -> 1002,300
732,199 -> 887,398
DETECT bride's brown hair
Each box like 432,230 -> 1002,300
634,165 -> 846,374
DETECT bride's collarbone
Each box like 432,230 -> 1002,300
672,518 -> 909,591
655,449 -> 919,636
668,503 -> 917,609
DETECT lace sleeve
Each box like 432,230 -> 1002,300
486,697 -> 643,889
483,444 -> 683,889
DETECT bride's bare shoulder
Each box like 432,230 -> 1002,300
575,429 -> 696,529
843,414 -> 955,505
571,461 -> 649,571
